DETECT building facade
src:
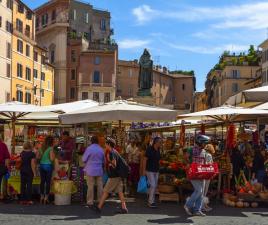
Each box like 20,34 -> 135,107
205,52 -> 261,108
33,45 -> 54,106
35,0 -> 115,103
259,39 -> 268,86
11,0 -> 36,103
117,60 -> 195,111
0,0 -> 12,103
193,92 -> 207,112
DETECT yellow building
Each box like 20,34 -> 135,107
11,0 -> 35,103
33,46 -> 54,106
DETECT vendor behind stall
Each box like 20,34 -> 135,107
60,131 -> 75,162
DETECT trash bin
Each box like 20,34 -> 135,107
53,180 -> 74,206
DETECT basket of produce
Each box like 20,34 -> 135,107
158,184 -> 176,194
259,191 -> 268,200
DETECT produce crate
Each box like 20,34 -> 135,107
159,192 -> 179,203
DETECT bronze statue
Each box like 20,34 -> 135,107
138,49 -> 153,95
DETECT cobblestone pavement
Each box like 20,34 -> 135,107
0,199 -> 268,225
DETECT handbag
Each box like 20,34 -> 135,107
187,162 -> 219,180
137,176 -> 148,193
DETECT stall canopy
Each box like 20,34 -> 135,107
0,101 -> 59,152
177,105 -> 268,122
23,99 -> 99,120
59,100 -> 178,124
254,102 -> 268,110
225,86 -> 268,105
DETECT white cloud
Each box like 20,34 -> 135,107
132,2 -> 268,30
118,39 -> 150,49
168,43 -> 249,54
132,5 -> 158,24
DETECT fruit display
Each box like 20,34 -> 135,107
226,123 -> 236,150
223,194 -> 258,208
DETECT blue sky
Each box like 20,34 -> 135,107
25,0 -> 268,91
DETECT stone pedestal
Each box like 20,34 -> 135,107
133,96 -> 155,105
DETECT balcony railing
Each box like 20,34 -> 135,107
80,82 -> 115,88
13,23 -> 34,40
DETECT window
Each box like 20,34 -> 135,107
17,39 -> 23,53
25,25 -> 30,37
128,86 -> 133,96
70,88 -> 75,99
18,3 -> 24,13
41,13 -> 48,26
16,19 -> 23,32
182,84 -> 185,90
93,92 -> 99,102
33,86 -> 37,95
93,71 -> 100,83
17,90 -> 23,102
83,32 -> 89,40
94,56 -> 100,65
85,13 -> 89,23
82,92 -> 88,100
128,69 -> 133,77
26,44 -> 30,57
34,51 -> 38,62
71,50 -> 76,62
71,69 -> 76,80
40,89 -> 44,97
41,55 -> 46,64
6,63 -> 11,78
104,93 -> 110,103
72,9 -> 76,20
50,50 -> 55,63
6,92 -> 11,102
17,63 -> 23,78
7,0 -> 13,10
47,80 -> 51,89
52,10 -> 56,21
6,42 -> 11,59
25,92 -> 31,104
26,10 -> 32,20
33,69 -> 38,79
26,67 -> 31,81
6,21 -> 12,33
36,17 -> 39,30
232,83 -> 239,93
100,19 -> 106,31
41,72 -> 45,81
0,16 -> 2,28
232,70 -> 240,78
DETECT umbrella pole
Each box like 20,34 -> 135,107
11,117 -> 16,154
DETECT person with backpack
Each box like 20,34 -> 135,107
39,136 -> 55,204
94,137 -> 128,214
143,137 -> 162,208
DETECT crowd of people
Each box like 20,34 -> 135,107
1,130 -> 267,217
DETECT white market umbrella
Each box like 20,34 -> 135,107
23,99 -> 99,120
177,105 -> 268,122
0,101 -> 58,153
59,99 -> 178,124
254,102 -> 268,110
243,86 -> 268,102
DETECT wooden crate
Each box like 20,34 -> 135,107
159,192 -> 179,203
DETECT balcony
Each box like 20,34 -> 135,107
80,82 -> 115,88
13,24 -> 35,44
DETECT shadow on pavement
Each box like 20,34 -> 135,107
0,199 -> 267,223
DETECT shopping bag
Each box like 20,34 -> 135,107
137,176 -> 148,193
187,162 -> 219,180
103,173 -> 108,184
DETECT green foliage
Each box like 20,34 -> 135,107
169,70 -> 195,76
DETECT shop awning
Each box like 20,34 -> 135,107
59,99 -> 178,124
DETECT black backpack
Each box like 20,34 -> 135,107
113,150 -> 130,178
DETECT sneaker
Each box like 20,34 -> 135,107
148,203 -> 157,208
193,211 -> 206,217
184,205 -> 193,216
115,207 -> 128,214
92,205 -> 101,214
202,206 -> 212,212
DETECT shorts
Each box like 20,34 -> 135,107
103,177 -> 123,193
